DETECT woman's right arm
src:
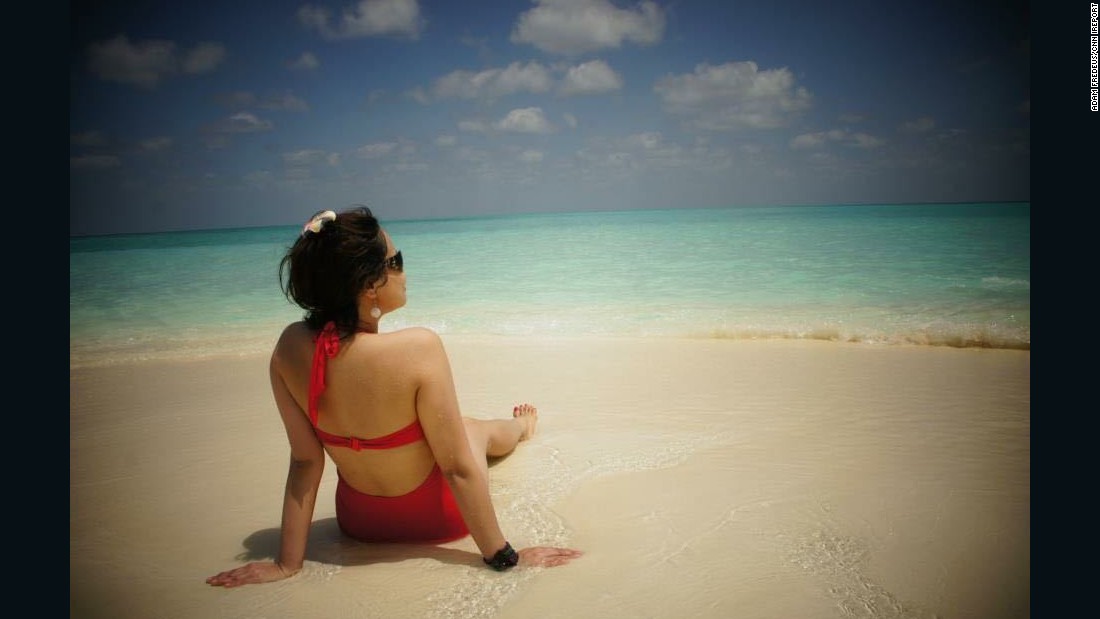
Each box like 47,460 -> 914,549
410,328 -> 581,569
207,335 -> 326,587
268,353 -> 327,574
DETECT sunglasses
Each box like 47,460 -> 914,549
385,250 -> 403,272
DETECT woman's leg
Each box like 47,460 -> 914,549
463,403 -> 538,473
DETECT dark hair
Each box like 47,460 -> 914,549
279,206 -> 388,335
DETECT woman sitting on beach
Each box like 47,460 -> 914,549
207,206 -> 582,587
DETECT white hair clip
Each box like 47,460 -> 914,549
302,210 -> 337,236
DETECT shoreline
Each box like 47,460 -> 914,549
69,331 -> 1030,371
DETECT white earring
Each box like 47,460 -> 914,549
370,305 -> 382,319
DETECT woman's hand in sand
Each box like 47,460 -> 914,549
517,546 -> 584,568
206,561 -> 300,588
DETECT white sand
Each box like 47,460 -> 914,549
70,337 -> 1029,619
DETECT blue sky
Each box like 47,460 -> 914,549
70,0 -> 1030,236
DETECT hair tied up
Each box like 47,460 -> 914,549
301,210 -> 337,237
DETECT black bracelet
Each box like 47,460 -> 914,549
483,542 -> 519,571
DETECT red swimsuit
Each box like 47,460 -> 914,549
310,322 -> 469,544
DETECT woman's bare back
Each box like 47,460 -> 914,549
274,321 -> 439,496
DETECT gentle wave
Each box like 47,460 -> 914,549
69,322 -> 1030,369
691,326 -> 1030,350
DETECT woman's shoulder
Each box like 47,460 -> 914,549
342,328 -> 447,379
277,320 -> 313,342
379,326 -> 444,349
271,321 -> 313,360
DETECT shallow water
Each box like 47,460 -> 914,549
69,203 -> 1030,369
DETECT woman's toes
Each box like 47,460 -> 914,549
513,403 -> 538,439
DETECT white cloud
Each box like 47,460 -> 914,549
244,170 -> 275,184
213,91 -> 308,112
575,132 -> 733,173
654,61 -> 812,130
284,166 -> 313,180
87,36 -> 176,87
282,150 -> 331,166
576,147 -> 632,168
229,112 -> 272,132
259,92 -> 310,112
298,0 -> 422,40
790,133 -> 826,149
808,152 -> 838,165
900,116 -> 936,133
790,129 -> 884,149
519,149 -> 544,163
427,59 -> 627,102
625,132 -> 662,149
495,108 -> 555,134
434,62 -> 553,100
436,134 -> 458,146
456,146 -> 489,162
87,36 -> 225,87
206,112 -> 274,134
620,132 -> 693,166
511,0 -> 665,55
563,113 -> 578,128
559,60 -> 623,96
139,137 -> 173,152
288,51 -> 320,71
849,132 -> 885,148
407,87 -> 430,104
357,142 -> 398,158
458,119 -> 491,133
182,42 -> 226,74
398,139 -> 418,156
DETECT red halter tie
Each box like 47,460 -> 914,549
308,321 -> 341,427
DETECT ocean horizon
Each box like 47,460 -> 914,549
70,202 -> 1030,368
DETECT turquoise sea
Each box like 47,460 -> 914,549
69,203 -> 1030,368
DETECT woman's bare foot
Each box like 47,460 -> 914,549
513,403 -> 538,441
